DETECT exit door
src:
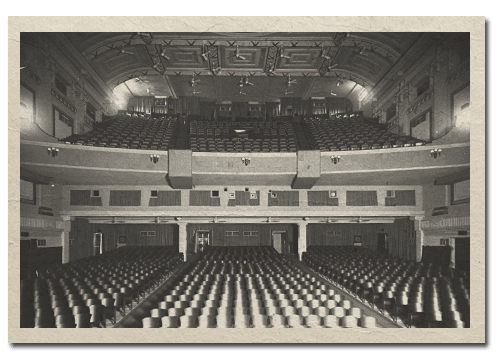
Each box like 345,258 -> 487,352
272,231 -> 287,254
377,233 -> 388,254
196,231 -> 210,253
93,233 -> 103,256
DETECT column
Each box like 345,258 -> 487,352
61,215 -> 73,264
413,216 -> 425,262
178,221 -> 188,262
297,221 -> 308,261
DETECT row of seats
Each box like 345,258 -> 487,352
20,246 -> 181,328
62,115 -> 178,150
303,246 -> 470,328
305,116 -> 426,151
140,246 -> 381,328
190,120 -> 298,153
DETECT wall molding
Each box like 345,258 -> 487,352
406,89 -> 434,115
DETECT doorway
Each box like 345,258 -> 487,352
196,230 -> 211,253
454,237 -> 470,274
377,233 -> 388,254
272,231 -> 287,254
93,232 -> 103,256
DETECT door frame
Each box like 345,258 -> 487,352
271,230 -> 287,253
195,229 -> 211,253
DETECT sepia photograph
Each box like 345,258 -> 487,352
8,16 -> 485,344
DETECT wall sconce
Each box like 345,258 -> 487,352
331,155 -> 341,164
430,149 -> 442,159
241,156 -> 251,166
47,147 -> 59,157
150,154 -> 160,163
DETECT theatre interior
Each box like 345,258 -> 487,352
18,31 -> 471,329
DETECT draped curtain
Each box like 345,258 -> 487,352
232,102 -> 249,119
200,100 -> 217,120
265,102 -> 280,119
128,96 -> 154,114
280,97 -> 304,116
326,97 -> 353,116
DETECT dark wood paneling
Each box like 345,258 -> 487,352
69,218 -> 177,262
189,191 -> 221,206
70,190 -> 103,206
149,191 -> 182,206
109,190 -> 141,206
186,223 -> 297,253
227,191 -> 260,207
306,218 -> 415,260
268,191 -> 300,207
307,191 -> 339,206
346,191 -> 378,206
385,190 -> 416,206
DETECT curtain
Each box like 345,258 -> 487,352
109,190 -> 141,206
307,191 -> 339,206
265,102 -> 280,119
280,97 -> 304,116
385,190 -> 416,206
326,97 -> 353,116
232,102 -> 249,119
346,191 -> 378,206
189,191 -> 221,206
268,191 -> 300,207
200,101 -> 217,120
149,191 -> 181,206
128,96 -> 155,114
70,190 -> 103,206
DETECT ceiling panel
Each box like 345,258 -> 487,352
219,46 -> 267,69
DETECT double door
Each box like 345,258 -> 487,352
196,231 -> 210,253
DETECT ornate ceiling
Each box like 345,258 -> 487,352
63,32 -> 422,103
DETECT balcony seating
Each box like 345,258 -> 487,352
190,120 -> 298,153
304,114 -> 426,151
61,115 -> 179,150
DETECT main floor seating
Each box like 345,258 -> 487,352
139,246 -> 385,328
304,114 -> 427,151
20,246 -> 181,328
189,120 -> 298,152
303,246 -> 470,328
61,115 -> 178,150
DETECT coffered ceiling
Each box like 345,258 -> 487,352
63,32 -> 422,103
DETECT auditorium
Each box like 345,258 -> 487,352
18,30 -> 472,330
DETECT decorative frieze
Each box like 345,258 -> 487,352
21,217 -> 64,230
421,216 -> 470,230
51,88 -> 77,114
406,89 -> 434,115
